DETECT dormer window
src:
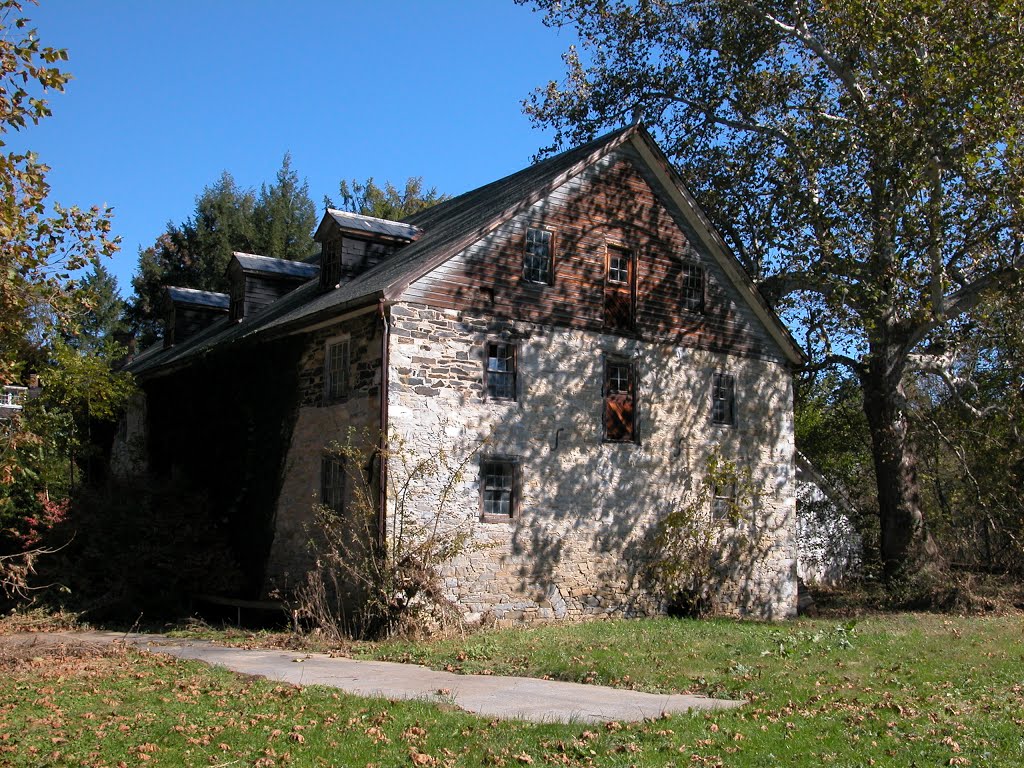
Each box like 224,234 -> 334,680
321,239 -> 342,290
229,280 -> 243,321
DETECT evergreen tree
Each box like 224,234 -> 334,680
329,176 -> 447,221
252,153 -> 317,260
128,161 -> 320,344
73,263 -> 127,353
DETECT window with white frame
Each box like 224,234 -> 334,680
711,481 -> 737,522
324,336 -> 350,401
523,227 -> 553,284
484,341 -> 516,400
682,261 -> 705,312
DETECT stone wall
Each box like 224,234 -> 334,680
110,391 -> 148,479
263,310 -> 383,591
387,303 -> 798,623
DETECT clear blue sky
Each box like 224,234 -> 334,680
15,1 -> 581,296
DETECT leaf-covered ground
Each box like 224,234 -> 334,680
2,613 -> 1022,766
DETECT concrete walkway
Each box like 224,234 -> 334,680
27,631 -> 744,724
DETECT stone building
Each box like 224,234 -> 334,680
121,124 -> 804,622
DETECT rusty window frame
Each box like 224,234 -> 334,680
480,456 -> 519,521
603,356 -> 638,443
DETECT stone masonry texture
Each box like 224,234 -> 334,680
386,303 -> 798,623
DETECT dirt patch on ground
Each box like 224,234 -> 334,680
0,632 -> 130,676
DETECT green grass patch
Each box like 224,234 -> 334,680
2,612 -> 1022,766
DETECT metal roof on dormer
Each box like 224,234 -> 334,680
232,252 -> 320,280
316,209 -> 421,243
165,286 -> 230,310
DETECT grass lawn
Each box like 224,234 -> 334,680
2,612 -> 1022,766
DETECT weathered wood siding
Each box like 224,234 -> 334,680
171,305 -> 227,344
406,146 -> 785,362
243,274 -> 305,316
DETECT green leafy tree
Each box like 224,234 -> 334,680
329,176 -> 448,220
0,1 -> 129,597
523,0 -> 1024,579
0,1 -> 118,384
252,152 -> 317,261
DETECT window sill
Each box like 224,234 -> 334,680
480,513 -> 516,524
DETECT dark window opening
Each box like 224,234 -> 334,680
229,283 -> 243,321
682,262 -> 705,312
320,239 -> 342,289
325,339 -> 350,401
321,455 -> 345,515
524,227 -> 553,284
603,358 -> 637,442
485,342 -> 516,400
712,372 -> 735,426
481,458 -> 517,519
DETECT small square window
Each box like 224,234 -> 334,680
481,458 -> 517,519
321,455 -> 346,515
712,372 -> 735,426
325,337 -> 350,401
524,227 -> 553,284
603,358 -> 637,443
682,262 -> 705,312
485,342 -> 516,400
607,247 -> 630,284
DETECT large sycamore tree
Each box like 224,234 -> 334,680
522,0 -> 1024,577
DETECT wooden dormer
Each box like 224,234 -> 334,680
163,287 -> 229,347
314,209 -> 420,290
227,252 -> 319,321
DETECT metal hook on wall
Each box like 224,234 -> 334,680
553,427 -> 565,453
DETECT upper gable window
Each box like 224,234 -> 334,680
607,247 -> 631,284
484,341 -> 517,400
712,372 -> 736,426
603,357 -> 637,443
321,238 -> 342,290
324,336 -> 350,401
523,227 -> 553,285
682,262 -> 705,312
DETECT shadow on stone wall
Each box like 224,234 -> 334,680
385,147 -> 798,621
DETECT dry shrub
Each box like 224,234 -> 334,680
292,430 -> 480,640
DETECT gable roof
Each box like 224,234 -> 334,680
129,124 -> 801,377
316,209 -> 421,242
165,286 -> 229,310
232,252 -> 320,280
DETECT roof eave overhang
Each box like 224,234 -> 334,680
132,292 -> 384,381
